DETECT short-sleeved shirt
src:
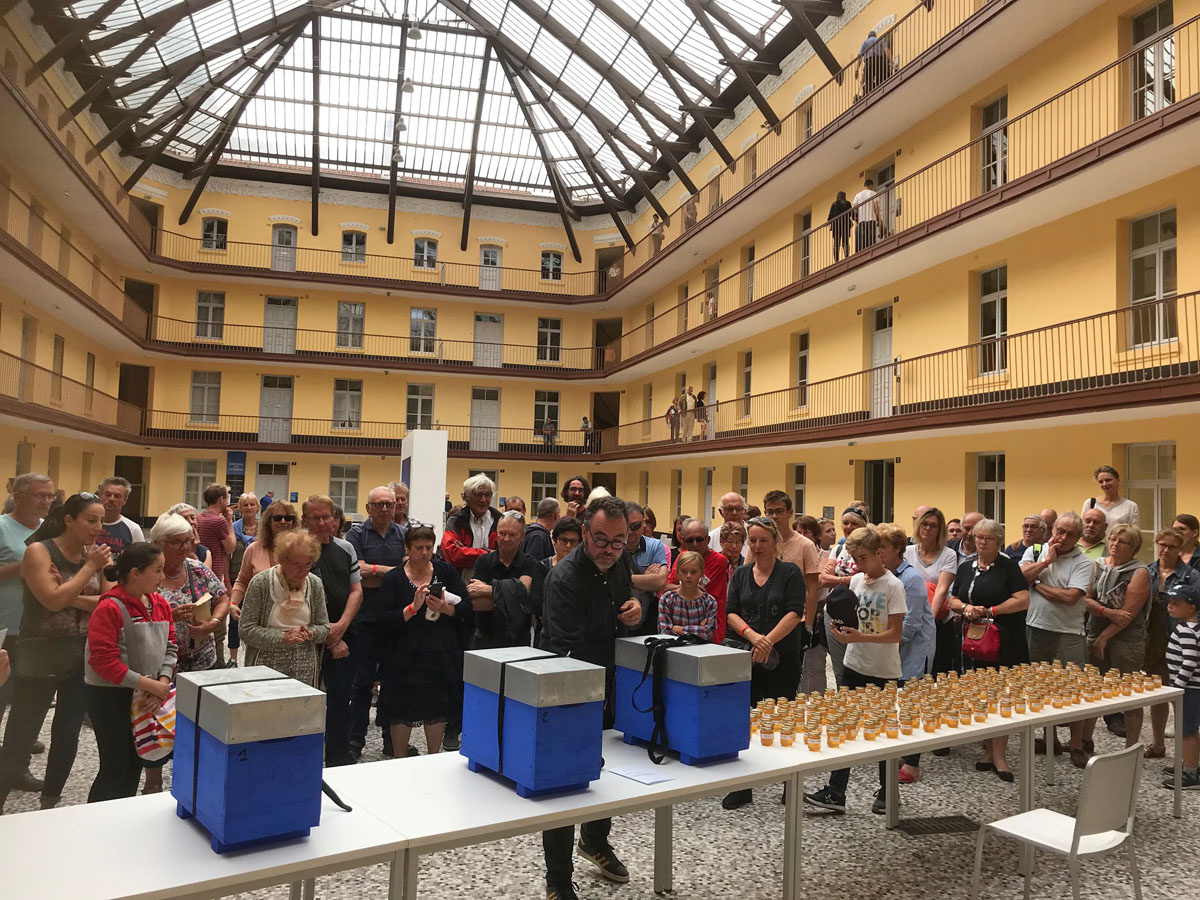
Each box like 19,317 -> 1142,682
0,514 -> 37,635
903,544 -> 957,585
895,561 -> 936,681
950,554 -> 1030,666
160,558 -> 226,671
312,536 -> 361,625
195,510 -> 233,583
778,530 -> 820,575
97,516 -> 144,558
1082,497 -> 1139,528
844,571 -> 907,680
630,535 -> 668,574
853,188 -> 879,224
1022,544 -> 1096,635
347,521 -> 406,622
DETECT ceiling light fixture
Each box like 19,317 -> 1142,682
401,77 -> 414,94
392,150 -> 404,164
407,25 -> 423,40
394,117 -> 407,133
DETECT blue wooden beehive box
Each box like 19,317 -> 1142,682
614,637 -> 752,765
173,666 -> 326,852
462,649 -> 606,797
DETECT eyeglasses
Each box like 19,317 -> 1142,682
271,514 -> 296,523
587,528 -> 626,550
555,536 -> 581,546
1156,541 -> 1182,550
720,506 -> 745,514
683,535 -> 709,544
163,538 -> 192,549
368,501 -> 395,508
19,491 -> 56,501
501,510 -> 525,521
763,508 -> 789,517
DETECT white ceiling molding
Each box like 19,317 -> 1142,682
198,207 -> 232,218
268,214 -> 301,225
412,229 -> 442,238
875,14 -> 897,32
540,241 -> 567,251
135,184 -> 167,200
793,84 -> 815,106
476,236 -> 508,246
705,165 -> 722,180
740,133 -> 759,151
339,221 -> 369,231
592,233 -> 623,245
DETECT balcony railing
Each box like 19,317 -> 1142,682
606,14 -> 1200,365
0,349 -> 144,434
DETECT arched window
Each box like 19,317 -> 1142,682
201,217 -> 228,250
342,229 -> 366,263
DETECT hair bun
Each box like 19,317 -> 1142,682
102,563 -> 120,582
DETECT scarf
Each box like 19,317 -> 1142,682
268,565 -> 309,627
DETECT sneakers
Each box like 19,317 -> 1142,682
576,841 -> 629,883
803,786 -> 846,813
1161,769 -> 1200,790
721,788 -> 753,810
546,881 -> 580,900
871,787 -> 888,815
442,730 -> 461,752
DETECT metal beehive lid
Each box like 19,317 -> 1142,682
463,646 -> 555,693
196,679 -> 326,744
176,665 -> 286,719
503,657 -> 606,708
615,636 -> 750,686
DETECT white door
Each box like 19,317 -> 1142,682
254,463 -> 290,503
479,246 -> 501,290
470,387 -> 500,452
258,375 -> 294,443
473,314 -> 503,367
263,296 -> 297,354
870,306 -> 893,418
703,468 -> 713,528
18,315 -> 37,401
272,224 -> 297,272
874,161 -> 896,236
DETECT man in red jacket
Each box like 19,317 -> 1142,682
440,474 -> 501,579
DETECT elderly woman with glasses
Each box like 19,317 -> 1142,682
229,500 -> 299,621
718,521 -> 747,584
165,502 -> 210,568
149,513 -> 227,674
239,530 -> 330,686
722,515 -> 807,810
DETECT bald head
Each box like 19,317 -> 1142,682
912,505 -> 930,524
1040,508 -> 1058,534
719,492 -> 747,525
960,512 -> 984,553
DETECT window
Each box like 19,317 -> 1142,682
541,250 -> 562,281
51,334 -> 64,402
85,351 -> 95,413
200,217 -> 227,250
329,465 -> 359,514
406,383 -> 434,429
646,301 -> 655,346
976,453 -> 1006,526
794,332 -> 810,407
414,238 -> 438,269
1132,1 -> 1175,121
736,466 -> 749,501
534,390 -> 560,433
1126,441 -> 1176,558
742,248 -> 754,305
677,283 -> 690,332
675,371 -> 687,400
341,230 -> 366,263
706,263 -> 721,316
639,471 -> 649,506
531,471 -> 557,504
978,265 -> 1008,374
537,317 -> 562,362
802,103 -> 814,141
792,464 -> 806,516
671,469 -> 683,522
333,379 -> 362,429
184,459 -> 217,508
799,211 -> 812,279
1129,208 -> 1177,345
189,371 -> 221,424
195,291 -> 225,339
337,301 -> 365,349
409,307 -> 436,353
980,95 -> 1008,192
740,350 -> 753,417
642,383 -> 653,435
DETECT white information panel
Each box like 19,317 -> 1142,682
400,429 -> 449,543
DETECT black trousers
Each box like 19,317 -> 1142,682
544,817 -> 612,885
828,668 -> 919,795
86,684 -> 142,803
322,640 -> 356,766
932,617 -> 962,676
0,667 -> 87,799
349,622 -> 383,745
0,634 -> 16,724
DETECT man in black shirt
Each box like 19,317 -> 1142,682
540,496 -> 642,900
303,494 -> 362,768
347,486 -> 407,758
468,511 -> 541,649
520,497 -> 559,561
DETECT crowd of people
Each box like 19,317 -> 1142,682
1,465 -> 1199,900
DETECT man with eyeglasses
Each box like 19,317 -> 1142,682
347,486 -> 406,758
468,511 -> 540,649
0,473 -> 54,735
764,491 -> 821,606
1005,515 -> 1047,561
541,496 -> 642,900
303,494 -> 363,768
624,501 -> 668,635
708,492 -> 748,559
560,475 -> 591,520
667,517 -> 729,643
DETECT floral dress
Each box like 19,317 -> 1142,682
159,558 -> 226,672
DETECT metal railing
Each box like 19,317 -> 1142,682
608,15 -> 1200,364
0,348 -> 143,433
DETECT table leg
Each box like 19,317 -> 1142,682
653,805 -> 674,894
289,882 -> 302,900
1174,693 -> 1183,819
388,850 -> 408,900
1042,725 -> 1055,786
1018,725 -> 1036,878
884,756 -> 900,830
303,878 -> 315,900
782,772 -> 803,900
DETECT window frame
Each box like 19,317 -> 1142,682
536,317 -> 563,363
975,452 -> 1006,527
794,331 -> 810,408
792,463 -> 807,515
978,265 -> 1008,375
533,389 -> 560,434
195,291 -> 225,340
332,378 -> 363,430
1128,208 -> 1178,347
336,301 -> 365,350
341,230 -> 366,264
329,464 -> 360,514
409,307 -> 436,354
184,459 -> 218,508
414,238 -> 438,270
200,217 -> 227,251
189,371 -> 222,425
531,471 -> 558,504
540,250 -> 563,282
406,383 -> 434,430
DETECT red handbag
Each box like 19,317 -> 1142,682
962,619 -> 1001,663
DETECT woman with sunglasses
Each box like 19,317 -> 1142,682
722,516 -> 806,809
0,493 -> 111,812
228,500 -> 299,624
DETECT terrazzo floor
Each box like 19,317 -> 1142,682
3,679 -> 1198,900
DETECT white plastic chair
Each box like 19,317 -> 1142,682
971,742 -> 1144,900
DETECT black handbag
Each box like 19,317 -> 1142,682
12,634 -> 87,679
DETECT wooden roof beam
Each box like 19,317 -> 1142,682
779,1 -> 843,80
685,0 -> 780,128
25,0 -> 124,85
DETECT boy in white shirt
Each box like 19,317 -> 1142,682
805,525 -> 907,815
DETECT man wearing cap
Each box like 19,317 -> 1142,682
1163,582 -> 1200,787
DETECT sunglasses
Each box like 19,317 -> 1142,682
271,514 -> 296,523
748,516 -> 774,527
683,536 -> 709,544
501,510 -> 525,521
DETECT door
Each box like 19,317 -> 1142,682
258,375 -> 294,443
271,224 -> 297,272
863,460 -> 895,525
702,467 -> 714,527
470,387 -> 500,452
874,160 -> 897,236
870,305 -> 893,418
595,246 -> 623,292
113,456 -> 147,519
254,462 -> 290,503
593,318 -> 623,368
263,297 -> 298,354
18,315 -> 37,401
1131,2 -> 1175,121
473,314 -> 503,367
479,245 -> 502,291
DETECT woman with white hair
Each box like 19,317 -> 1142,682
149,513 -> 228,674
166,502 -> 210,568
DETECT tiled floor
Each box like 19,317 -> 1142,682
3,697 -> 1197,899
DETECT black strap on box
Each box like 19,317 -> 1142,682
631,635 -> 706,765
495,659 -> 515,776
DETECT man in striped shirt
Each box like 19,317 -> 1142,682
1164,582 -> 1200,789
